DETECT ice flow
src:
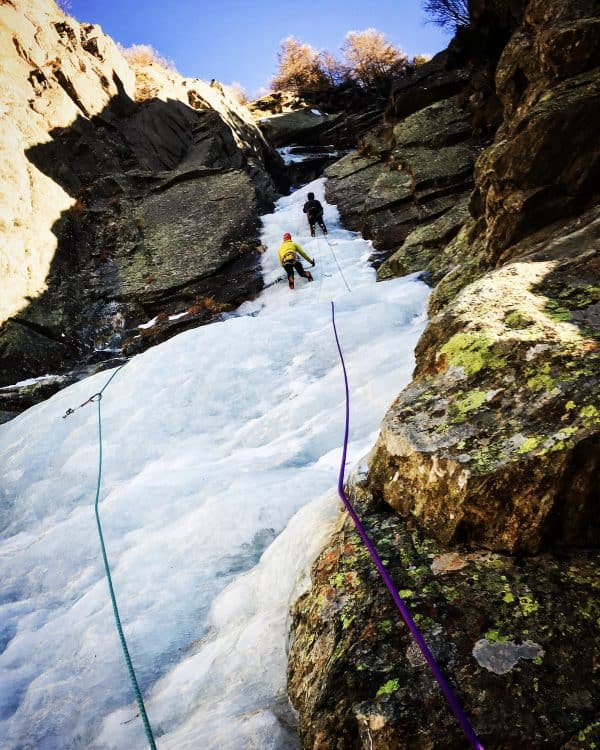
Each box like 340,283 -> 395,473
0,178 -> 429,748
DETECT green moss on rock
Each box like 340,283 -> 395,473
440,332 -> 507,376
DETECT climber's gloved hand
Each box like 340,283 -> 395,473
311,260 -> 316,267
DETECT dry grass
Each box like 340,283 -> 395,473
118,45 -> 178,102
187,296 -> 232,315
120,44 -> 175,72
226,82 -> 249,105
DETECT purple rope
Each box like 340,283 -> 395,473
330,301 -> 484,750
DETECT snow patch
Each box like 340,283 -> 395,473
0,374 -> 62,390
138,316 -> 158,330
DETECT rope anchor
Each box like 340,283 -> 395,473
62,392 -> 102,419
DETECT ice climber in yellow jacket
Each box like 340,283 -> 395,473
278,232 -> 315,289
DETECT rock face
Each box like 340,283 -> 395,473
369,207 -> 600,555
251,90 -> 386,150
257,108 -> 342,147
288,472 -> 600,750
288,0 -> 600,746
324,60 -> 477,276
385,50 -> 471,122
0,0 -> 283,398
364,0 -> 600,555
472,0 -> 600,263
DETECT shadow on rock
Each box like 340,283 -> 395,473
1,72 -> 282,411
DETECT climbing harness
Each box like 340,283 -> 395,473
63,365 -> 157,750
330,301 -> 484,750
281,251 -> 298,265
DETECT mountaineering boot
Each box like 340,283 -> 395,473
323,228 -> 328,235
306,271 -> 314,282
289,277 -> 295,290
311,229 -> 315,237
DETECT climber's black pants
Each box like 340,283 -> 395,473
284,261 -> 310,281
308,214 -> 327,235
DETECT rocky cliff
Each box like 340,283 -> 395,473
0,0 -> 284,418
288,1 -> 599,747
2,0 -> 599,744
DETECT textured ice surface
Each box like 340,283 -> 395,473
0,178 -> 429,749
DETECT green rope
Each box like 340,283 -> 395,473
92,366 -> 158,749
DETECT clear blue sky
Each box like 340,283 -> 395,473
66,0 -> 451,96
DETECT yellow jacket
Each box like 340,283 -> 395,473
278,240 -> 313,267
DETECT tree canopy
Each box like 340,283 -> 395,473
270,37 -> 327,94
342,29 -> 408,89
270,29 -> 410,97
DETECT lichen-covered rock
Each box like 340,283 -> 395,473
117,170 -> 260,302
288,474 -> 600,749
377,196 -> 470,282
325,96 -> 476,270
358,0 -> 600,300
391,95 -> 473,149
475,67 -> 600,261
289,1 -> 600,746
323,155 -> 384,232
368,207 -> 600,554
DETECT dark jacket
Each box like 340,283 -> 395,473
303,198 -> 323,219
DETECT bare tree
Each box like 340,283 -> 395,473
271,37 -> 327,93
317,51 -> 348,88
421,0 -> 470,30
342,29 -> 407,90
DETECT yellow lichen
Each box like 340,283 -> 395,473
518,437 -> 539,454
440,332 -> 506,376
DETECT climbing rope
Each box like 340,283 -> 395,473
323,233 -> 352,293
330,301 -> 484,750
314,235 -> 326,304
64,365 -> 157,750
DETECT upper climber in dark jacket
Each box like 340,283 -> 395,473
303,192 -> 328,237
